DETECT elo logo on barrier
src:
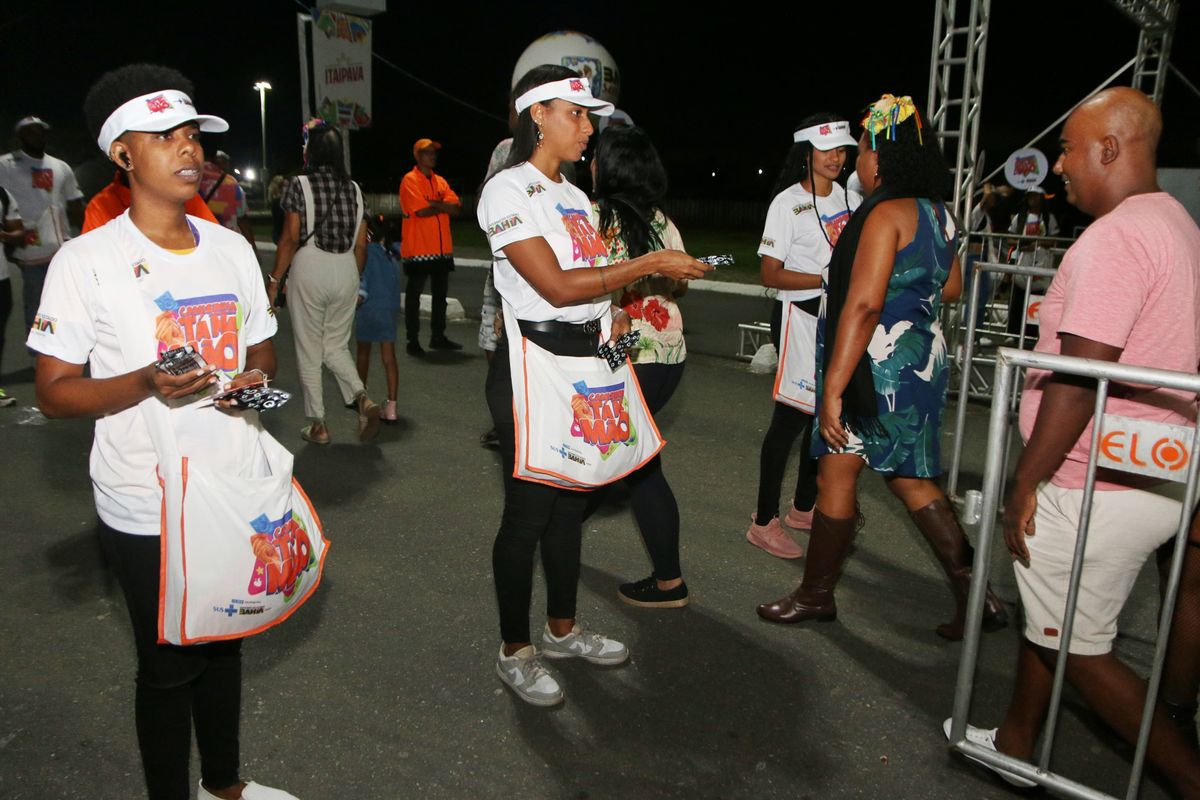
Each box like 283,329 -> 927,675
1098,414 -> 1194,482
1025,295 -> 1043,324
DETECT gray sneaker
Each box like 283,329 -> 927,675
495,645 -> 563,707
541,623 -> 629,665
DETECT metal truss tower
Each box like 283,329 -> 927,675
926,0 -> 991,237
1110,0 -> 1179,104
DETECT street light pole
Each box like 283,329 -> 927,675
253,81 -> 272,208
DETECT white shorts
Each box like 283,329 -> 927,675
1014,482 -> 1184,655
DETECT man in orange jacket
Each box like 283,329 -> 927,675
399,138 -> 461,356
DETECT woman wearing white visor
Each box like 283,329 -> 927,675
745,115 -> 861,559
30,64 -> 298,800
477,66 -> 708,706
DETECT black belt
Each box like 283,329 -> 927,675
791,297 -> 822,316
517,318 -> 601,339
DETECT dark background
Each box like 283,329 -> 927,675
1,0 -> 1197,203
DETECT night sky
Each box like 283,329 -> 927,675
2,0 -> 1197,204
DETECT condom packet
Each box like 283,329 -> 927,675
597,330 -> 642,370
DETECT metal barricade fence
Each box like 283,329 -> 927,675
945,259 -> 1057,501
948,347 -> 1200,800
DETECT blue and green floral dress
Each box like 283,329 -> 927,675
811,199 -> 958,477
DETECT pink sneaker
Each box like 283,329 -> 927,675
746,515 -> 804,559
783,504 -> 814,530
381,399 -> 398,423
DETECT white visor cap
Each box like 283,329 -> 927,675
793,120 -> 857,150
514,76 -> 614,117
97,90 -> 229,155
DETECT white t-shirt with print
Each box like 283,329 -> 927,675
27,213 -> 278,535
477,162 -> 610,324
0,151 -> 83,265
758,183 -> 861,304
0,187 -> 20,281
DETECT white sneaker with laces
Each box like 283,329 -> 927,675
942,718 -> 1037,788
541,623 -> 629,665
495,644 -> 564,706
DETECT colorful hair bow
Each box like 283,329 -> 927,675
861,94 -> 923,149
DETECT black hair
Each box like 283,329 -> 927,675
83,64 -> 194,145
505,64 -> 583,169
303,122 -> 355,217
771,111 -> 852,248
304,123 -> 348,179
593,127 -> 668,260
871,111 -> 952,199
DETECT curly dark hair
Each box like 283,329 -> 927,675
83,64 -> 194,143
871,111 -> 952,199
505,64 -> 583,169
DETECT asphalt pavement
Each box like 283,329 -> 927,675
0,258 -> 1178,799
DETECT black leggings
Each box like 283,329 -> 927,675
755,401 -> 818,525
487,330 -> 599,644
98,522 -> 242,800
584,362 -> 684,580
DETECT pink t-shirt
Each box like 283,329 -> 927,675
1019,192 -> 1200,490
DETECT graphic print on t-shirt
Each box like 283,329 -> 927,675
153,291 -> 243,376
821,208 -> 852,246
556,203 -> 607,266
31,168 -> 53,191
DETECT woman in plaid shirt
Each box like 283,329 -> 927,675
268,123 -> 381,444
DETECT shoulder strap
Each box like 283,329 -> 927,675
297,176 -> 317,246
203,172 -> 227,203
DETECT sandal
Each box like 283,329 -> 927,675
356,394 -> 381,442
300,423 -> 330,445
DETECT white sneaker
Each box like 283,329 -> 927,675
541,623 -> 629,665
198,779 -> 300,799
495,644 -> 564,707
942,718 -> 1037,788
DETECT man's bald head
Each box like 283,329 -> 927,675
1076,87 -> 1162,156
1055,87 -> 1162,217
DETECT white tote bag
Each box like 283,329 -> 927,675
772,302 -> 818,413
152,417 -> 327,645
503,300 -> 665,490
96,218 -> 328,645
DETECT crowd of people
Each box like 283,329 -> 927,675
3,59 -> 1199,800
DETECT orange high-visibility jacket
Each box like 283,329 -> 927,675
399,166 -> 459,260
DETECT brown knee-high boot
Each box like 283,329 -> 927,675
909,498 -> 1009,640
757,508 -> 858,623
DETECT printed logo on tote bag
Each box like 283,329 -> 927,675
569,379 -> 637,458
246,511 -> 317,600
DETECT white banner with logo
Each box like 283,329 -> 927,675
311,11 -> 373,129
1098,414 -> 1194,482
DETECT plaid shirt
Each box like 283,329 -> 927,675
280,167 -> 363,253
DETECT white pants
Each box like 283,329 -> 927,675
287,244 -> 365,421
1014,482 -> 1184,655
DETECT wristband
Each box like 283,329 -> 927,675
268,275 -> 282,284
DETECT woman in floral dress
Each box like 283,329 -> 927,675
590,126 -> 690,608
757,95 -> 1008,639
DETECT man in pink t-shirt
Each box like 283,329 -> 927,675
947,89 -> 1200,792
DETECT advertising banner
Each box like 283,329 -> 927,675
311,11 -> 372,129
